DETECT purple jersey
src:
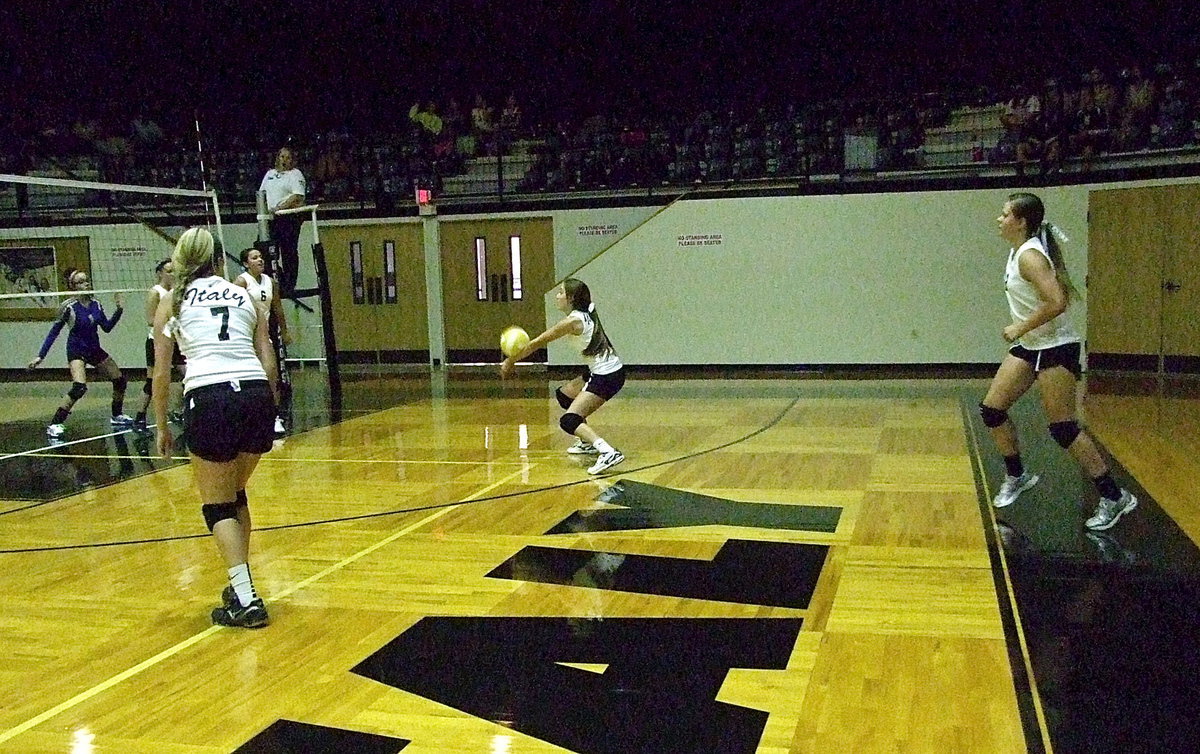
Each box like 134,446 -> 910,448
38,298 -> 123,360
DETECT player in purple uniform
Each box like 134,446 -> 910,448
28,268 -> 132,439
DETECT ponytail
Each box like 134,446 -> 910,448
1038,221 -> 1079,302
563,278 -> 615,357
170,227 -> 215,316
1008,192 -> 1079,303
583,301 -> 614,357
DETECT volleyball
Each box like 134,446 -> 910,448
500,326 -> 530,358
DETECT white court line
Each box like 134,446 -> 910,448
28,453 -> 547,466
0,465 -> 532,745
0,429 -> 134,462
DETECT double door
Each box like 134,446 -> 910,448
322,222 -> 428,364
438,218 -> 555,363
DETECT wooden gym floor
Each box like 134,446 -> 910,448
0,369 -> 1196,753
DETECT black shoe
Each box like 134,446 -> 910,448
212,598 -> 269,628
169,411 -> 185,425
132,418 -> 150,434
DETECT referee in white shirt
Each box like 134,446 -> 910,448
259,146 -> 306,297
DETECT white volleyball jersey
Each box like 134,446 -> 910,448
169,276 -> 267,392
566,310 -> 622,375
237,271 -> 274,313
147,284 -> 170,339
259,168 -> 306,211
1005,236 -> 1080,350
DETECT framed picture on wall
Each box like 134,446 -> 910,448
0,245 -> 58,308
0,237 -> 91,321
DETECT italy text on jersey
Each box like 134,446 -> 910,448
183,286 -> 249,308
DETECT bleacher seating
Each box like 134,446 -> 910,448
441,153 -> 538,196
919,105 -> 1006,167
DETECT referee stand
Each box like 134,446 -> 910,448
256,191 -> 341,407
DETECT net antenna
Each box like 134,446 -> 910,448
192,112 -> 234,277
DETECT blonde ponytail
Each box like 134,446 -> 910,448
170,227 -> 215,316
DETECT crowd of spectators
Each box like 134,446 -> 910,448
2,58 -> 1199,211
993,62 -> 1197,175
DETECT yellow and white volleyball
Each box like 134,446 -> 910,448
500,326 -> 530,358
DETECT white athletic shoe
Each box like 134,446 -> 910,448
1086,490 -> 1138,531
274,417 -> 286,435
566,438 -> 599,455
993,472 -> 1039,508
46,423 -> 65,439
587,450 -> 625,475
110,414 -> 134,426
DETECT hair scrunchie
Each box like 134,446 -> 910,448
1041,222 -> 1070,245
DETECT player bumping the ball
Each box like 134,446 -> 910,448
500,278 -> 626,474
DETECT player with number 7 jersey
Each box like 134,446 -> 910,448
153,227 -> 279,629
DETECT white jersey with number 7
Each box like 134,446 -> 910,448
169,275 -> 267,393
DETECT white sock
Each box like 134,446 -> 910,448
592,438 -> 614,454
228,563 -> 258,607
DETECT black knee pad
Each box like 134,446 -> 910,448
68,381 -> 88,401
555,386 -> 573,410
559,412 -> 585,435
112,375 -> 128,392
142,380 -> 152,396
979,403 -> 1008,428
1048,421 -> 1081,448
202,501 -> 242,532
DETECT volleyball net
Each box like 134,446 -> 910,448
0,173 -> 225,314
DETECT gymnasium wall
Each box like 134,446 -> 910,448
0,178 -> 1191,371
552,188 -> 1088,366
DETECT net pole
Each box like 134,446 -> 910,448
256,190 -> 270,243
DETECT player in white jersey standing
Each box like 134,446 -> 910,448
979,192 -> 1136,530
133,259 -> 183,431
235,247 -> 291,435
153,227 -> 278,628
500,277 -> 626,474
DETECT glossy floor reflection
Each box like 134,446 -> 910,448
969,394 -> 1200,753
0,367 -> 547,503
488,536 -> 829,609
0,430 -> 185,503
547,480 -> 841,535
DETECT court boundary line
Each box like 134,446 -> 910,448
0,429 -> 136,461
0,467 -> 528,746
29,453 -> 532,466
960,399 -> 1053,754
0,396 -> 801,554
